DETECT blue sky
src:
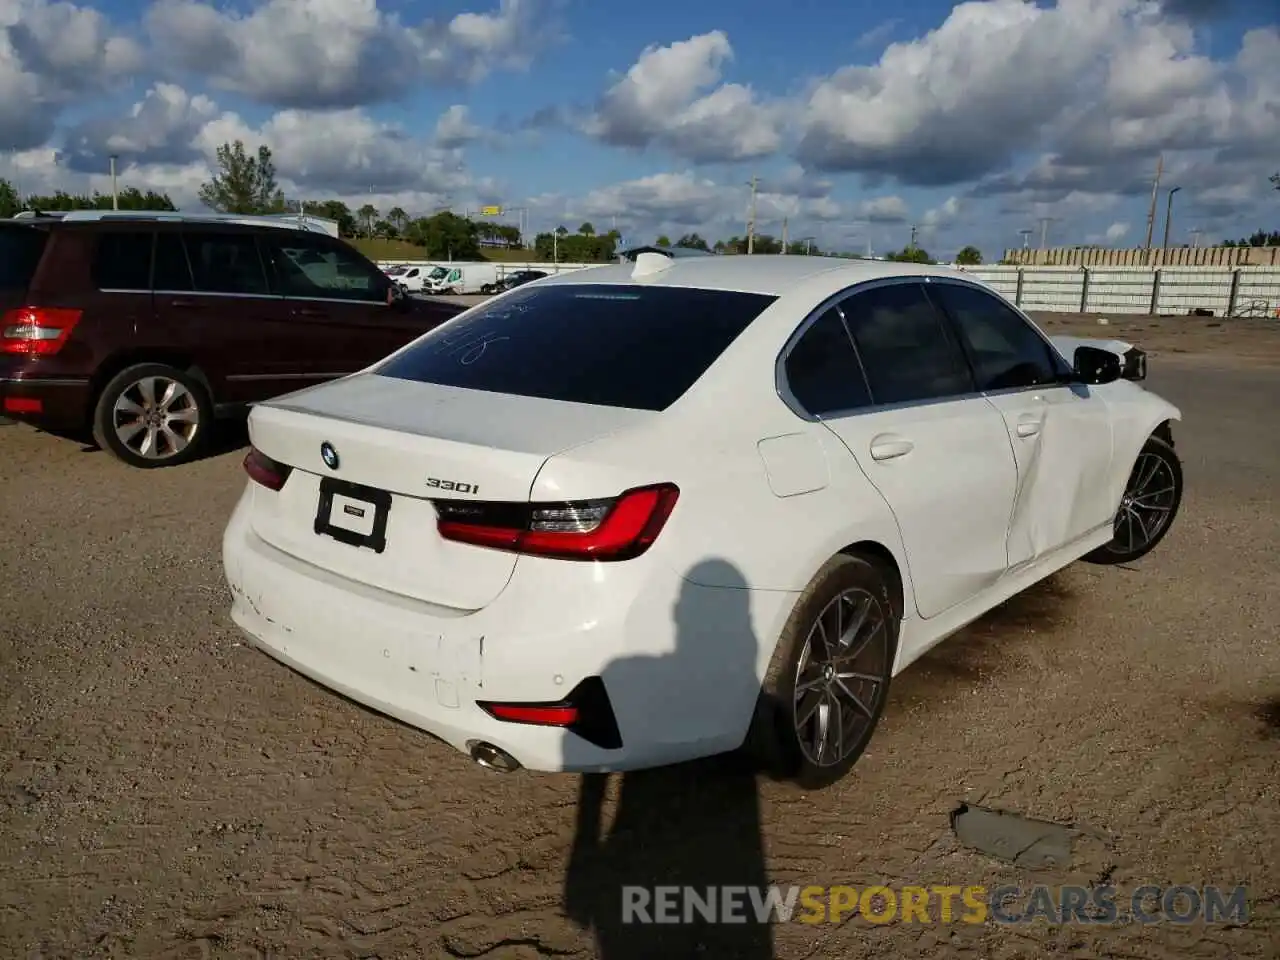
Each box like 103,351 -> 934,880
3,0 -> 1277,259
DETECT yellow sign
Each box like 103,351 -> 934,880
479,205 -> 502,216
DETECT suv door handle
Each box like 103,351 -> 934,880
168,298 -> 201,309
869,434 -> 914,461
292,306 -> 326,318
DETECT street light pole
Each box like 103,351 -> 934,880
1161,186 -> 1181,250
109,155 -> 118,210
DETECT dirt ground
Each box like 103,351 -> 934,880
1,313 -> 1278,959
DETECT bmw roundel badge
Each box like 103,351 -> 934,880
320,442 -> 339,470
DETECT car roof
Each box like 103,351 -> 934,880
535,253 -> 977,297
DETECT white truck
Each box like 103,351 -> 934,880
423,263 -> 500,295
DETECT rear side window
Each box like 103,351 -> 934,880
92,231 -> 154,291
182,231 -> 270,295
376,284 -> 778,410
784,307 -> 872,415
0,225 -> 48,290
153,235 -> 194,291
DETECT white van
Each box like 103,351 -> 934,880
423,263 -> 499,295
395,264 -> 436,292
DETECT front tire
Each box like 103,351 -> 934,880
91,363 -> 213,469
747,553 -> 899,790
1083,434 -> 1183,565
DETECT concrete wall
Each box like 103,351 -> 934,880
1000,245 -> 1280,268
958,264 -> 1280,317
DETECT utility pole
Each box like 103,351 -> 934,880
1143,153 -> 1164,250
109,155 -> 119,210
746,175 -> 758,254
908,225 -> 918,250
1190,228 -> 1202,249
1037,216 -> 1059,249
1161,186 -> 1181,250
781,216 -> 788,252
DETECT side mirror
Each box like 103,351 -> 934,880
385,282 -> 407,308
1073,345 -> 1122,385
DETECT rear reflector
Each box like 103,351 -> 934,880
243,447 -> 293,491
3,397 -> 42,414
477,677 -> 622,749
0,307 -> 84,356
434,483 -> 679,561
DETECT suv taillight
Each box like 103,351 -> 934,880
433,484 -> 680,561
1,307 -> 84,356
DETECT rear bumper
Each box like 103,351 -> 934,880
0,366 -> 92,430
222,487 -> 794,773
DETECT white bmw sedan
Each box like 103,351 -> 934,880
222,251 -> 1183,789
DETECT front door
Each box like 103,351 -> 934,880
816,281 -> 1019,621
925,280 -> 1115,568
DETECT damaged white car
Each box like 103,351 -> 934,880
223,251 -> 1182,789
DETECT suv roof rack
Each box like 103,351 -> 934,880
55,210 -> 341,237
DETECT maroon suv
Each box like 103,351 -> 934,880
1,214 -> 466,467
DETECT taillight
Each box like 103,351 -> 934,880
243,447 -> 293,491
0,307 -> 84,356
434,483 -> 679,561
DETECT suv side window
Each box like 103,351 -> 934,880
784,307 -> 872,415
264,236 -> 386,303
841,283 -> 974,405
92,231 -> 154,291
182,231 -> 271,296
928,282 -> 1063,391
152,234 -> 194,291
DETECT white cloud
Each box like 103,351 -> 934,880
143,0 -> 558,109
1105,221 -> 1131,241
582,31 -> 784,163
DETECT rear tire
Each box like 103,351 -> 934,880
91,363 -> 213,469
1083,434 -> 1183,565
746,553 -> 899,790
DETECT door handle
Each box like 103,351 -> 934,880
1016,418 -> 1042,438
168,298 -> 201,309
292,306 -> 326,317
869,435 -> 914,461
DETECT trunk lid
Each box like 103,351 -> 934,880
246,373 -> 655,610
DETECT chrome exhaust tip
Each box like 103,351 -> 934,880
467,740 -> 522,773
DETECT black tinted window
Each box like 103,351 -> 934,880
92,231 -> 153,290
183,232 -> 270,295
785,307 -> 872,415
376,284 -> 777,410
0,225 -> 48,290
152,235 -> 194,291
842,283 -> 973,405
263,236 -> 385,302
929,282 -> 1061,391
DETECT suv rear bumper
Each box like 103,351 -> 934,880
0,359 -> 91,430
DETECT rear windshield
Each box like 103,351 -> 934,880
375,283 -> 778,410
0,225 -> 49,290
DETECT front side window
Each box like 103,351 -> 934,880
841,283 -> 974,405
928,282 -> 1062,391
182,231 -> 270,295
784,307 -> 872,415
262,236 -> 385,302
376,284 -> 777,411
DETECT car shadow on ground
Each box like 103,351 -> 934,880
61,417 -> 250,464
563,558 -> 776,960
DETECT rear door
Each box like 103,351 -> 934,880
260,233 -> 456,373
149,228 -> 298,403
803,281 -> 1019,621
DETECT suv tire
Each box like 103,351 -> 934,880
92,363 -> 213,469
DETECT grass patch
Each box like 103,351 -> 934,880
348,238 -> 540,263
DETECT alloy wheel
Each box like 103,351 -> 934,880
792,587 -> 892,767
1112,450 -> 1178,554
111,376 -> 201,460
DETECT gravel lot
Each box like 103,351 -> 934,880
2,313 -> 1278,959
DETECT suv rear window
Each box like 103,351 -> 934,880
0,225 -> 48,290
375,284 -> 778,410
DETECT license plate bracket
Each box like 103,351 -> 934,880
314,477 -> 392,554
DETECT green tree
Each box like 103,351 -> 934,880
0,178 -> 22,218
955,245 -> 983,265
387,206 -> 408,233
198,141 -> 285,214
887,246 -> 935,264
532,229 -> 618,263
655,234 -> 672,247
357,204 -> 378,238
578,221 -> 595,236
675,232 -> 709,251
403,211 -> 480,260
24,187 -> 176,211
302,199 -> 357,237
